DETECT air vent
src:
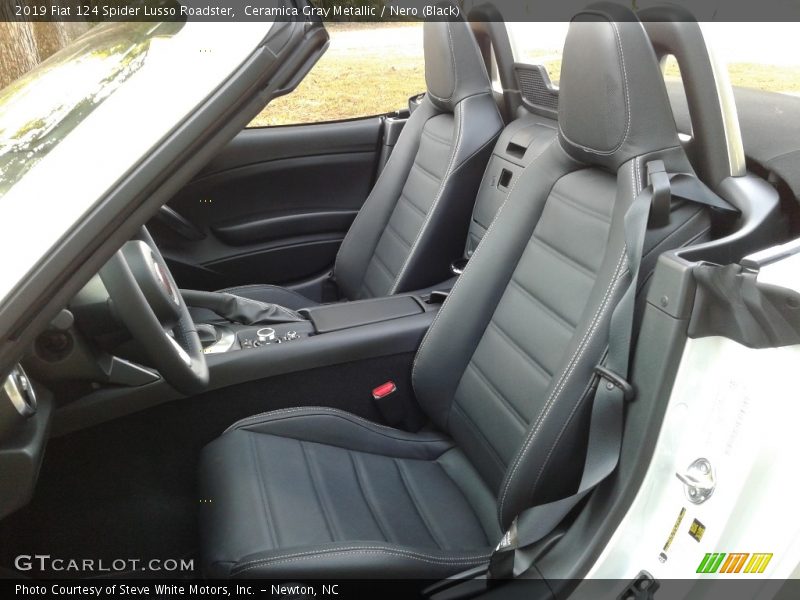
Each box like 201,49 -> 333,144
3,365 -> 37,418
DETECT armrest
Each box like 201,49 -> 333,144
303,295 -> 426,334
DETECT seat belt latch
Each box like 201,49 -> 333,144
372,381 -> 397,400
372,380 -> 405,428
487,518 -> 518,581
594,365 -> 636,402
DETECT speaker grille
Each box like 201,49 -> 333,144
515,64 -> 559,113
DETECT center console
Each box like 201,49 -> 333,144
52,293 -> 443,434
198,294 -> 431,354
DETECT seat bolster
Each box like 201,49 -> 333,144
334,101 -> 441,300
227,541 -> 492,579
226,407 -> 454,461
389,93 -> 503,295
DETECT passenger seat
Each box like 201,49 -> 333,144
198,4 -> 716,579
205,18 -> 503,310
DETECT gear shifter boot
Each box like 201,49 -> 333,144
181,289 -> 306,326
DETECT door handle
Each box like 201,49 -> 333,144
155,206 -> 206,241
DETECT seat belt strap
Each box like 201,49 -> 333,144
488,160 -> 666,580
650,165 -> 738,227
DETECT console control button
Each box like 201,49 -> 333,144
256,327 -> 276,344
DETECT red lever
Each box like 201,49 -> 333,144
372,381 -> 397,400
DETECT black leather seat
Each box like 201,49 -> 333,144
200,408 -> 500,578
199,5 -> 712,579
213,19 -> 503,310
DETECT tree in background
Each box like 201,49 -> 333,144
0,1 -> 90,89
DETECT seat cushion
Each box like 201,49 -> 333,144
218,284 -> 320,311
199,408 -> 499,579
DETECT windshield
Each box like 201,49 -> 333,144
0,20 -> 270,303
0,22 -> 183,196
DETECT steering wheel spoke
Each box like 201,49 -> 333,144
99,227 -> 208,394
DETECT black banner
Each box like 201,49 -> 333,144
2,0 -> 800,23
5,579 -> 800,600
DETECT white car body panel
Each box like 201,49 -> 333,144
578,246 -> 800,595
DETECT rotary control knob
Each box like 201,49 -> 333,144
283,331 -> 299,341
256,327 -> 276,344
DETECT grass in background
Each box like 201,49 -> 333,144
525,57 -> 800,96
249,24 -> 425,127
725,63 -> 800,95
249,24 -> 800,128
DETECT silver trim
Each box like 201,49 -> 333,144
3,365 -> 37,418
203,326 -> 236,354
699,25 -> 746,178
167,334 -> 193,367
256,327 -> 276,344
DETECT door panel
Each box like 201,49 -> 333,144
149,117 -> 385,291
212,209 -> 359,246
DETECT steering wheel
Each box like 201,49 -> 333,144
99,227 -> 209,395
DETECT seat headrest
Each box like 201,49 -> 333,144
558,3 -> 680,170
424,17 -> 492,112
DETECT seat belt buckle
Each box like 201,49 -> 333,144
371,380 -> 426,432
371,380 -> 406,429
594,365 -> 636,402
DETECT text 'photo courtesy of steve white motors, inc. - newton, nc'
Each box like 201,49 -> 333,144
15,583 -> 341,598
11,1 -> 461,19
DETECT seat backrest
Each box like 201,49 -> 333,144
463,114 -> 558,259
412,3 -> 711,530
334,18 -> 503,301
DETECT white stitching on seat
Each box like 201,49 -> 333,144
523,159 -> 643,503
333,117 -> 415,282
526,379 -> 597,502
230,545 -> 491,575
227,407 -> 406,434
497,247 -> 628,523
410,139 -> 557,388
389,96 -> 501,296
224,407 -> 452,451
388,99 -> 465,295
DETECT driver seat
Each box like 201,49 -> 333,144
205,17 -> 503,311
199,5 -> 712,579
